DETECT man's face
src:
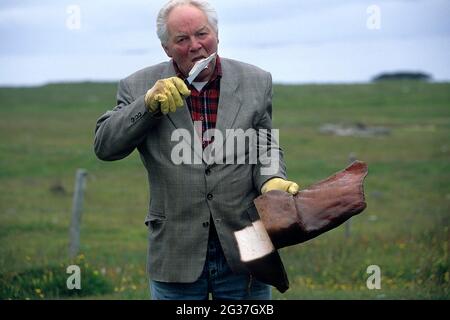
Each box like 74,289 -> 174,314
163,5 -> 219,82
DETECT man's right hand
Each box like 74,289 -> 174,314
144,77 -> 191,114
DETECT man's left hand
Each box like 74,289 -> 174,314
261,178 -> 300,195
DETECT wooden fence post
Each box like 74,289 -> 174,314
345,153 -> 357,238
69,169 -> 87,259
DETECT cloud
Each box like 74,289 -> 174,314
0,0 -> 449,85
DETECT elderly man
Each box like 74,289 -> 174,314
94,0 -> 299,300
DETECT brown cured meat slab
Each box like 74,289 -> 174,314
254,161 -> 368,249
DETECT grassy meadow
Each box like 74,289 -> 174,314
0,81 -> 449,299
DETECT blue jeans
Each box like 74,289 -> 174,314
150,224 -> 271,300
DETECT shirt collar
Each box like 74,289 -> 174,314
173,55 -> 222,83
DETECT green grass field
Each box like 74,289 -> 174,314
0,81 -> 449,299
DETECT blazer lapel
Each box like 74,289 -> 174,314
214,61 -> 242,162
159,59 -> 243,165
161,62 -> 204,162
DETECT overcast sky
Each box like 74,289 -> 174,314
0,0 -> 449,85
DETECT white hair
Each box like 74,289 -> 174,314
156,0 -> 219,45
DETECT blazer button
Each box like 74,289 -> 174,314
203,221 -> 209,228
207,193 -> 213,200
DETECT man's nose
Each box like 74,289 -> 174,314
189,37 -> 202,52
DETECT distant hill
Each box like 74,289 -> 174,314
372,72 -> 432,82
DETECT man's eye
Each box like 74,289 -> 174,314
177,38 -> 186,43
197,32 -> 207,37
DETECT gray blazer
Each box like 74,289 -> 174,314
94,58 -> 287,282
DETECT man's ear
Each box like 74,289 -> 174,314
162,43 -> 172,58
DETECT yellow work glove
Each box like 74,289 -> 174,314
144,77 -> 191,114
261,178 -> 300,195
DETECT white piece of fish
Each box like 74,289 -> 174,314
186,52 -> 217,84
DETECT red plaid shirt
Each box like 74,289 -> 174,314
173,56 -> 222,149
